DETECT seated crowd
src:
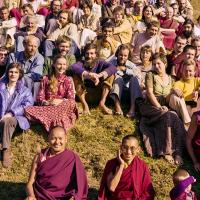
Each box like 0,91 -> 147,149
0,0 -> 200,199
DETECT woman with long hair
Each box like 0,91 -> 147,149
25,55 -> 78,132
0,62 -> 33,168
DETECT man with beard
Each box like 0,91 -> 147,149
178,19 -> 194,45
43,9 -> 79,57
43,35 -> 76,76
109,44 -> 142,117
177,0 -> 193,20
44,0 -> 62,36
71,43 -> 116,115
0,47 -> 9,77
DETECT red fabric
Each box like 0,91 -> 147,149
192,111 -> 200,161
62,0 -> 79,9
98,156 -> 155,200
25,99 -> 78,132
37,75 -> 75,104
160,19 -> 179,50
37,7 -> 50,16
9,8 -> 22,26
25,74 -> 78,132
34,149 -> 88,200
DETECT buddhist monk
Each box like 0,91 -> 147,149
25,126 -> 88,200
98,135 -> 155,200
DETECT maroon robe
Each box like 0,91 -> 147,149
192,111 -> 200,161
167,52 -> 185,76
160,19 -> 179,50
34,149 -> 88,200
98,156 -> 155,200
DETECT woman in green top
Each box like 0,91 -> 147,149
137,53 -> 185,165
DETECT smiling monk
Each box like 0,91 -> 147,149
25,126 -> 88,200
98,135 -> 155,200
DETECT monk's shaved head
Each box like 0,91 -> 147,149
122,135 -> 139,146
49,126 -> 67,137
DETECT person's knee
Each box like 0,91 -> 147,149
1,117 -> 16,126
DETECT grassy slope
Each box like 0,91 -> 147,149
1,1 -> 200,199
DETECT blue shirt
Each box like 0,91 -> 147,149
8,51 -> 44,82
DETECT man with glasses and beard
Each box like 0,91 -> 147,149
71,43 -> 116,115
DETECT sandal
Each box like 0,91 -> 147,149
2,148 -> 12,168
164,155 -> 174,165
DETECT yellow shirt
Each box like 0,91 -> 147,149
173,77 -> 200,101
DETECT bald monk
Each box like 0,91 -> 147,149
98,135 -> 155,200
26,126 -> 88,200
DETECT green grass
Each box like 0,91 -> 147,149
0,108 -> 200,200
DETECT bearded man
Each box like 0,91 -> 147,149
71,43 -> 116,115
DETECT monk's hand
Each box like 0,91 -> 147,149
25,196 -> 36,200
194,162 -> 200,172
89,72 -> 100,86
117,149 -> 125,166
173,89 -> 183,98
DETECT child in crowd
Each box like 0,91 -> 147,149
170,169 -> 197,200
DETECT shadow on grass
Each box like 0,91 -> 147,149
0,181 -> 26,200
0,181 -> 98,200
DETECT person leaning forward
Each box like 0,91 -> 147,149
71,43 -> 117,115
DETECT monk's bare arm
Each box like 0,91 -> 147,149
26,154 -> 39,199
186,115 -> 200,171
106,164 -> 124,192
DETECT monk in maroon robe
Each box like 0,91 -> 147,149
26,126 -> 88,200
98,135 -> 155,200
160,7 -> 179,50
187,111 -> 200,172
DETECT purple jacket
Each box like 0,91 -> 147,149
71,59 -> 117,77
0,79 -> 34,130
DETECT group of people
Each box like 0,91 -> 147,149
0,0 -> 200,199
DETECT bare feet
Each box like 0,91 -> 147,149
115,106 -> 123,115
99,102 -> 113,115
164,155 -> 174,165
126,112 -> 135,118
2,148 -> 12,168
80,105 -> 91,115
174,155 -> 183,165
